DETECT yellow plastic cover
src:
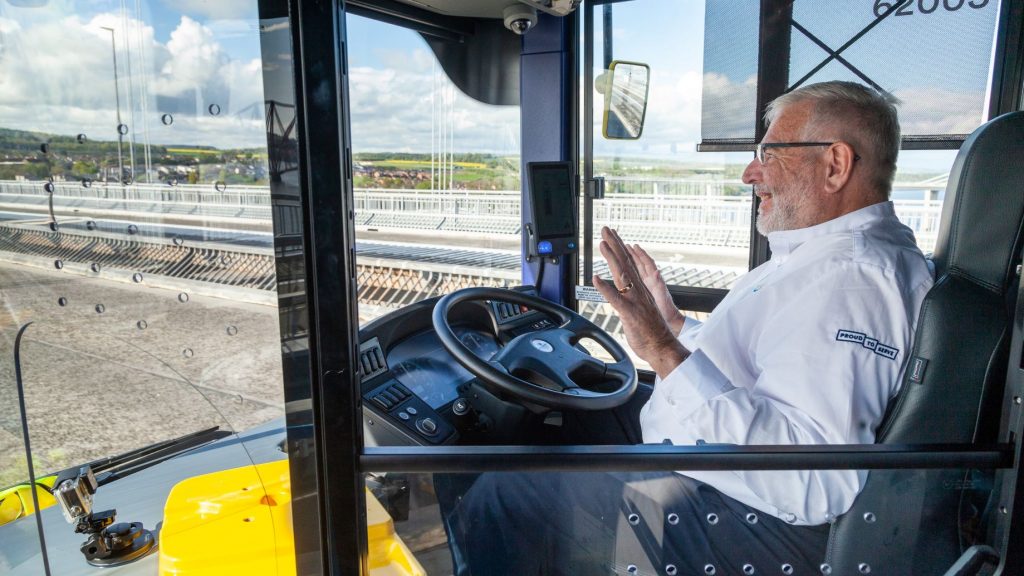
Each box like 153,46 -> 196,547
158,459 -> 425,575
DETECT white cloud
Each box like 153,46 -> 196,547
348,65 -> 519,155
891,86 -> 987,135
0,12 -> 265,148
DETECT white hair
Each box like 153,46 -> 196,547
765,81 -> 901,199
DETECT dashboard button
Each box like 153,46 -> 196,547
398,411 -> 410,421
405,406 -> 418,415
383,390 -> 401,404
416,417 -> 438,436
370,396 -> 390,410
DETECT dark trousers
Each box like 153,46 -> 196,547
438,471 -> 830,576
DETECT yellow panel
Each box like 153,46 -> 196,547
0,475 -> 57,527
159,459 -> 425,576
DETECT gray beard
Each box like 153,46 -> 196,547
754,182 -> 816,235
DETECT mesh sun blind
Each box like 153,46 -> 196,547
701,0 -> 1001,150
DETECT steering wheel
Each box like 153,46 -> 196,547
432,287 -> 637,411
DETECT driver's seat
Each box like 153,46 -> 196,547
825,111 -> 1024,574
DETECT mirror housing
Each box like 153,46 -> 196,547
601,60 -> 651,140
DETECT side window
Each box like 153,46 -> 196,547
588,0 -> 752,293
346,14 -> 522,327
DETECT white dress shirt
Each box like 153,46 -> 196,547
639,201 -> 934,525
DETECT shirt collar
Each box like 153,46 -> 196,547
766,201 -> 896,258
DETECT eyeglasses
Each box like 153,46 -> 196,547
755,142 -> 860,165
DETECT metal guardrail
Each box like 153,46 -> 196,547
0,179 -> 944,250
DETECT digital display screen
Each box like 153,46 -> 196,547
388,328 -> 499,409
529,162 -> 576,239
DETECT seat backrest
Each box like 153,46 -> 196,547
826,111 -> 1024,575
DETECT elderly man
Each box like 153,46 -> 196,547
443,81 -> 934,575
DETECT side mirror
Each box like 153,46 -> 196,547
601,60 -> 650,140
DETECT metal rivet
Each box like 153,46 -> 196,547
665,565 -> 677,576
161,113 -> 174,126
90,262 -> 101,273
76,133 -> 87,144
781,564 -> 793,575
666,512 -> 679,525
626,566 -> 637,574
1015,396 -> 1022,405
183,348 -> 194,358
242,517 -> 253,522
743,564 -> 755,575
81,178 -> 92,188
95,304 -> 105,314
706,513 -> 719,525
1000,506 -> 1008,514
127,224 -> 138,235
86,220 -> 96,231
43,181 -> 54,193
54,260 -> 63,270
746,512 -> 758,524
57,297 -> 67,307
132,273 -> 143,283
117,123 -> 128,135
137,320 -> 148,330
178,292 -> 189,303
208,103 -> 221,116
627,513 -> 640,526
858,563 -> 871,574
820,564 -> 832,575
863,512 -> 876,523
226,325 -> 238,336
704,565 -> 716,576
214,180 -> 227,192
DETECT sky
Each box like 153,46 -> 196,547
0,0 -> 1001,174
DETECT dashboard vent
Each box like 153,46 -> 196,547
358,337 -> 388,381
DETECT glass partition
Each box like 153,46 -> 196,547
0,327 -> 47,575
0,0 -> 298,572
367,467 -> 995,575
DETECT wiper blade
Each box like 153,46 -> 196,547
54,427 -> 231,489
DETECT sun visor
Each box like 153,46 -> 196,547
699,0 -> 1000,151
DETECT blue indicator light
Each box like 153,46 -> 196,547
568,241 -> 576,249
538,241 -> 553,254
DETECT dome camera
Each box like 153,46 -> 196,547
503,4 -> 538,35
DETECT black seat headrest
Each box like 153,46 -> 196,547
931,111 -> 1024,293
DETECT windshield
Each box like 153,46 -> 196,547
0,0 -> 291,571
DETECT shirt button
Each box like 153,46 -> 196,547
782,512 -> 797,523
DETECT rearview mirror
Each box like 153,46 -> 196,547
601,61 -> 650,140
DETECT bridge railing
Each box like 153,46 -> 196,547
0,179 -> 944,251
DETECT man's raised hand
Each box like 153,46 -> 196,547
593,227 -> 687,379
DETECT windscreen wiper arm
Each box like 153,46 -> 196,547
54,426 -> 231,489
